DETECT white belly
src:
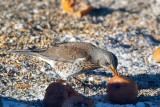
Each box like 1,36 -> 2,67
37,57 -> 56,68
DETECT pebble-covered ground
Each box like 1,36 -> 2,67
0,0 -> 160,106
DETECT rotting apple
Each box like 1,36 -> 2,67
106,75 -> 138,104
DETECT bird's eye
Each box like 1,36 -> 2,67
105,62 -> 109,65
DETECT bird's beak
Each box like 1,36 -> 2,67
108,65 -> 118,76
101,64 -> 118,76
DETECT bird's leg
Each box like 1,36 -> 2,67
72,76 -> 86,93
72,76 -> 92,94
67,76 -> 83,86
66,76 -> 91,94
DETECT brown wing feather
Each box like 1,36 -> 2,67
39,42 -> 94,62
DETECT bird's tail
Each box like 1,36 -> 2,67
8,49 -> 46,56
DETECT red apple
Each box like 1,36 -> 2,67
106,75 -> 138,104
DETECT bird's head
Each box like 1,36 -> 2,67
98,51 -> 118,76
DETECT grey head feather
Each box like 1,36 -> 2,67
90,48 -> 118,70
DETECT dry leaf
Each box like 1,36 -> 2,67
152,47 -> 160,63
15,84 -> 31,88
61,0 -> 93,17
61,0 -> 75,13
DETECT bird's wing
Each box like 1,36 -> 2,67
40,42 -> 92,63
9,42 -> 93,63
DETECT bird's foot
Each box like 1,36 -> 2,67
72,76 -> 92,94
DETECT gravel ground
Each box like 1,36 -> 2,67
0,0 -> 160,106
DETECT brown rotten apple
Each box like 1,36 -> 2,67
106,75 -> 138,104
44,80 -> 94,107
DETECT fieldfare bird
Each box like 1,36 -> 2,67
9,42 -> 118,80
